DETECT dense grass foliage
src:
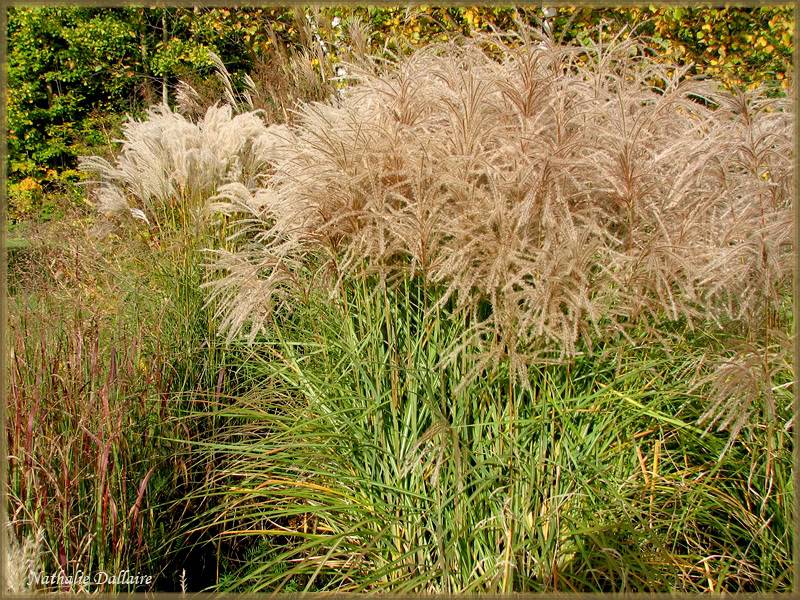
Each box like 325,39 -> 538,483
7,18 -> 794,594
6,211 -> 230,592
7,306 -> 174,589
188,279 -> 792,592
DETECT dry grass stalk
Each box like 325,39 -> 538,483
5,526 -> 42,593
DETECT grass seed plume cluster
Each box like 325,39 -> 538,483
80,103 -> 270,232
200,32 -> 793,370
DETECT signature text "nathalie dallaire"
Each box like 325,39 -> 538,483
30,570 -> 153,587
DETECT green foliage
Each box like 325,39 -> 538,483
7,178 -> 42,220
191,277 -> 791,592
547,6 -> 793,93
177,7 -> 289,63
6,7 -> 259,219
8,8 -> 139,180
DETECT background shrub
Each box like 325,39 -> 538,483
7,7 -> 257,210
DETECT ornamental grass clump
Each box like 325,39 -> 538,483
80,103 -> 272,233
7,306 -> 181,592
207,29 -> 793,372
